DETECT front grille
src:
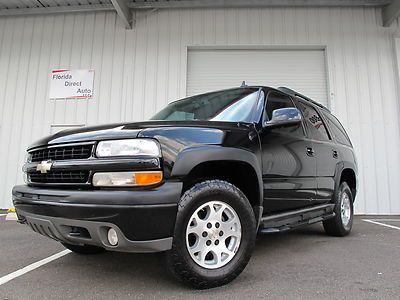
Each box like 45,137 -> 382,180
29,171 -> 89,184
30,144 -> 93,162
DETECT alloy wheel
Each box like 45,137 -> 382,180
185,200 -> 242,269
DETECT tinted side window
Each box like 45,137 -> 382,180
297,100 -> 330,141
265,92 -> 295,120
322,111 -> 352,146
265,92 -> 303,137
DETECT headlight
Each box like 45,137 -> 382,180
96,139 -> 160,157
92,171 -> 163,187
23,172 -> 28,184
23,153 -> 31,183
25,152 -> 32,163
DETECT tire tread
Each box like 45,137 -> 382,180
323,182 -> 353,237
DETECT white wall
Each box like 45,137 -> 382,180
0,7 -> 399,214
392,17 -> 400,105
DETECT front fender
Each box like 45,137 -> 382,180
171,145 -> 263,207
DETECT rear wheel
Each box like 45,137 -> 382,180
323,182 -> 354,236
62,243 -> 105,254
166,180 -> 256,289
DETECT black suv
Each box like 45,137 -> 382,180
13,86 -> 357,289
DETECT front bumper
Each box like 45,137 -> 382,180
12,182 -> 183,253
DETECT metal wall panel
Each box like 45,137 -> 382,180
0,7 -> 399,215
392,17 -> 400,94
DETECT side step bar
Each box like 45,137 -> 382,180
258,204 -> 335,234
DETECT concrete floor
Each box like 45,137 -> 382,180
0,216 -> 399,299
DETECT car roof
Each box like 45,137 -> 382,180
242,85 -> 330,112
181,85 -> 330,112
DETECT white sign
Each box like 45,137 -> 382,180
49,69 -> 94,99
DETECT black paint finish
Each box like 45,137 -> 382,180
12,182 -> 182,240
13,86 -> 358,242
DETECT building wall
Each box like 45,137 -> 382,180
391,17 -> 400,105
0,7 -> 399,214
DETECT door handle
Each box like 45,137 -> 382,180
306,147 -> 315,156
332,150 -> 338,159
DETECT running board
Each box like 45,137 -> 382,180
258,204 -> 335,234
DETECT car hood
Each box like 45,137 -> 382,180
28,120 -> 254,150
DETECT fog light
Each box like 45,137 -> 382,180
107,228 -> 118,246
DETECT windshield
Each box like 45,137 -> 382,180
150,88 -> 260,123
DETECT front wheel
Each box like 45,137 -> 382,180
166,180 -> 256,289
323,182 -> 354,236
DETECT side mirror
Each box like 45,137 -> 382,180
264,107 -> 302,128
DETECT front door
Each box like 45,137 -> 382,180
261,91 -> 317,213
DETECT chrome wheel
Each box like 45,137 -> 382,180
341,192 -> 351,228
185,200 -> 242,269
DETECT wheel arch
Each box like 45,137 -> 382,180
340,168 -> 357,198
171,146 -> 263,221
335,163 -> 357,201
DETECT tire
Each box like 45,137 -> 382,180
323,182 -> 354,237
166,180 -> 257,289
62,243 -> 105,254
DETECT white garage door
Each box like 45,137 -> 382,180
187,49 -> 328,107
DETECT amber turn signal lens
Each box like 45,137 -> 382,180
134,171 -> 163,185
93,171 -> 163,187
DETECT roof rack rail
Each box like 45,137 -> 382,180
277,87 -> 329,111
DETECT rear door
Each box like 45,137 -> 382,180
261,91 -> 317,213
296,100 -> 337,202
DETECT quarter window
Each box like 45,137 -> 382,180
297,100 -> 330,141
322,111 -> 352,146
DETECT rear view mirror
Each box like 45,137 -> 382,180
265,107 -> 302,128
